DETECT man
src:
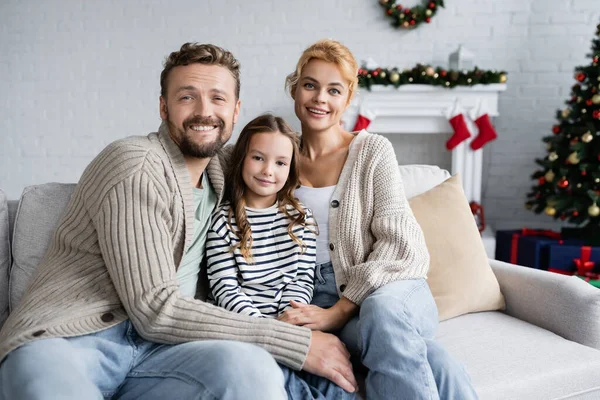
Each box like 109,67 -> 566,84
0,43 -> 357,399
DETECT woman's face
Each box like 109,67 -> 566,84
293,59 -> 350,134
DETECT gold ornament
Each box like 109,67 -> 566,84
425,66 -> 435,76
582,132 -> 593,143
544,170 -> 555,182
390,72 -> 400,83
593,94 -> 600,104
548,152 -> 558,161
379,0 -> 390,4
403,21 -> 410,27
545,206 -> 557,216
425,9 -> 432,16
546,142 -> 552,151
380,71 -> 387,79
567,152 -> 580,164
561,109 -> 570,118
588,204 -> 600,217
499,74 -> 507,83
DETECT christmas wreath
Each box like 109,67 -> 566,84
379,0 -> 444,29
358,64 -> 507,89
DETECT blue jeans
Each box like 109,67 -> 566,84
0,319 -> 353,400
313,262 -> 479,400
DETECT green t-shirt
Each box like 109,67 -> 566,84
176,173 -> 218,297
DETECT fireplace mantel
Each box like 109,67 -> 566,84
345,84 -> 507,204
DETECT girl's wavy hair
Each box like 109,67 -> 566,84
224,114 -> 317,262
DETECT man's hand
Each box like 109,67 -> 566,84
278,298 -> 358,332
303,331 -> 358,393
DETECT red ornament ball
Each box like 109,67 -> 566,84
440,70 -> 447,77
386,9 -> 393,15
426,17 -> 431,23
594,110 -> 600,119
558,178 -> 569,188
560,214 -> 567,221
552,125 -> 561,134
409,19 -> 416,25
587,99 -> 594,106
396,4 -> 403,10
538,177 -> 546,185
573,210 -> 579,217
582,170 -> 588,176
576,73 -> 586,82
428,1 -> 436,8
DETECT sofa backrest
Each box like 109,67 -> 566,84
0,189 -> 10,328
9,183 -> 76,310
4,164 -> 451,311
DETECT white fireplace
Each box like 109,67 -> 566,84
344,83 -> 507,258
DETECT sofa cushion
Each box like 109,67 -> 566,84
0,189 -> 10,328
409,174 -> 505,321
438,311 -> 600,399
10,183 -> 76,309
399,164 -> 451,199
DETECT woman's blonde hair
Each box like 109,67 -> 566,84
285,39 -> 359,105
224,114 -> 317,262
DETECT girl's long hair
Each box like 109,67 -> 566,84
224,114 -> 317,262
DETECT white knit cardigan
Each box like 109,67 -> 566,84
327,130 -> 430,304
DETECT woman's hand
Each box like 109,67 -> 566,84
278,298 -> 358,332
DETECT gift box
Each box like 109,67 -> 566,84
495,228 -> 584,270
547,244 -> 600,277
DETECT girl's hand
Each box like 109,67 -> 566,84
278,299 -> 358,332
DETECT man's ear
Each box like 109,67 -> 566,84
159,96 -> 168,120
233,99 -> 241,124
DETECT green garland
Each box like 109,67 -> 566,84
379,0 -> 444,29
358,64 -> 508,89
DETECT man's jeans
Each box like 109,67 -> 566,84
0,319 -> 353,400
313,262 -> 479,400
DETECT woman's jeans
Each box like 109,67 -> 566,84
313,262 -> 479,400
0,318 -> 354,400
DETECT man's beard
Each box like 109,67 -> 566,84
169,116 -> 231,158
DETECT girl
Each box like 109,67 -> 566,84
278,39 -> 479,400
206,114 -> 318,319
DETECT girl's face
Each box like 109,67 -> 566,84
293,59 -> 351,134
242,131 -> 294,209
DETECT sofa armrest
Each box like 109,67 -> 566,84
489,258 -> 600,350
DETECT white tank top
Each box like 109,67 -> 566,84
294,185 -> 336,264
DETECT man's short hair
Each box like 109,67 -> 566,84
160,43 -> 241,99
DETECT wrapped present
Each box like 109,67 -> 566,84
547,244 -> 600,276
561,227 -> 600,246
495,228 -> 584,270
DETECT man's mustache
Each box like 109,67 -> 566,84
183,116 -> 224,129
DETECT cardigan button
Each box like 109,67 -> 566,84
101,312 -> 115,323
331,200 -> 339,208
329,243 -> 334,251
339,284 -> 346,292
32,330 -> 46,337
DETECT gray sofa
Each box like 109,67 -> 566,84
1,165 -> 600,399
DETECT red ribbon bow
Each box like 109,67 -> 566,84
574,246 -> 596,276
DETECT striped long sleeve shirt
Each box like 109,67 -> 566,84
206,203 -> 317,318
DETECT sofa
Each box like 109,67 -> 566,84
1,164 -> 600,400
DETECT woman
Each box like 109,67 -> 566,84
279,39 -> 479,400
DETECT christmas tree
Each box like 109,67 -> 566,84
526,23 -> 600,240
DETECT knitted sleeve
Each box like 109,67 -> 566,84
342,137 -> 430,304
92,160 -> 311,370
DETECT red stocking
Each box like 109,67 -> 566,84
470,113 -> 498,150
352,105 -> 376,131
445,104 -> 471,150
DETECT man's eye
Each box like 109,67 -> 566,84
181,96 -> 192,100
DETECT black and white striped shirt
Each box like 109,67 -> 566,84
206,202 -> 317,318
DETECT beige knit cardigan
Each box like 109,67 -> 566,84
327,130 -> 430,304
0,122 -> 312,369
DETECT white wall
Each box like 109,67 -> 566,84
1,0 -> 599,231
